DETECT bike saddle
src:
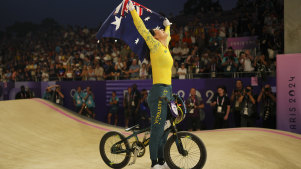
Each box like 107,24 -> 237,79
125,124 -> 140,132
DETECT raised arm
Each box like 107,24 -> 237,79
129,1 -> 158,51
163,19 -> 171,44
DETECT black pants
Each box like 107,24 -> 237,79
234,109 -> 241,127
241,115 -> 256,127
187,116 -> 201,131
214,114 -> 228,129
130,107 -> 140,126
263,116 -> 276,129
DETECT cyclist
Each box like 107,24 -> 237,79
129,1 -> 172,168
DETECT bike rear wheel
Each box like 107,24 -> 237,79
164,131 -> 207,169
99,131 -> 131,168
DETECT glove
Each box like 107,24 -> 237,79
128,0 -> 135,11
163,18 -> 172,27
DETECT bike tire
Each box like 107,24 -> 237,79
99,131 -> 131,168
164,131 -> 207,169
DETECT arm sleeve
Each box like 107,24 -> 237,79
165,25 -> 171,44
130,10 -> 158,50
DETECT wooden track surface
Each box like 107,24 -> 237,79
0,99 -> 300,169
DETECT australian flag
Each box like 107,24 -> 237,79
96,0 -> 165,61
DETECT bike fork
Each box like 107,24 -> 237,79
171,126 -> 187,156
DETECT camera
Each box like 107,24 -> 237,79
245,88 -> 251,93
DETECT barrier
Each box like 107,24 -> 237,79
0,77 -> 277,130
277,53 -> 301,134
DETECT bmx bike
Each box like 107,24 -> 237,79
99,94 -> 207,169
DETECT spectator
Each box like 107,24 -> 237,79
209,56 -> 218,78
42,87 -> 53,100
138,89 -> 150,129
103,60 -> 114,80
11,68 -> 17,81
4,69 -> 12,82
210,86 -> 230,129
171,60 -> 178,79
208,32 -> 221,51
107,91 -> 119,125
257,84 -> 276,129
179,43 -> 190,63
73,86 -> 84,114
53,85 -> 64,105
41,68 -> 49,82
111,64 -> 121,80
56,64 -> 65,81
95,64 -> 104,80
139,63 -> 148,79
73,64 -> 82,81
49,64 -> 56,81
0,0 -> 283,82
221,47 -> 239,77
15,85 -> 30,99
177,63 -> 187,79
129,84 -> 141,126
120,61 -> 130,80
129,59 -> 140,80
172,42 -> 182,62
87,65 -> 96,81
138,57 -> 149,67
65,65 -> 74,81
116,57 -> 124,70
16,68 -> 25,81
239,50 -> 255,77
254,54 -> 269,80
46,85 -> 64,105
238,85 -> 257,127
123,87 -> 132,128
186,88 -> 205,131
200,52 -> 211,72
230,80 -> 244,127
80,86 -> 95,118
81,65 -> 88,81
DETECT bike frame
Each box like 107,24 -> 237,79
111,117 -> 186,156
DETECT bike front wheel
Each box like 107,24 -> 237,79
99,131 -> 131,168
164,131 -> 207,169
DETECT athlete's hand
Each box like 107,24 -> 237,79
128,0 -> 135,11
163,18 -> 172,27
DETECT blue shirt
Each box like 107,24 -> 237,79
110,96 -> 119,110
83,92 -> 95,108
73,91 -> 84,107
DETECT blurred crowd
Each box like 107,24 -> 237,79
0,0 -> 283,82
104,81 -> 276,130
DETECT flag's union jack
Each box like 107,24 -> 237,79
96,0 -> 164,61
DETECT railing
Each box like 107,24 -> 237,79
3,70 -> 276,82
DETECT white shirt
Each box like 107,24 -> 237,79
241,58 -> 254,72
139,68 -> 148,78
177,68 -> 187,79
219,26 -> 226,38
180,47 -> 189,56
138,59 -> 149,67
172,47 -> 181,55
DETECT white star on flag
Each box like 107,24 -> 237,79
111,16 -> 122,31
155,26 -> 161,30
144,16 -> 150,21
135,38 -> 139,44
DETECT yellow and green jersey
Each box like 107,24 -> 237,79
130,10 -> 173,85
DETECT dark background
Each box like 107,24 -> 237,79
0,0 -> 237,31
